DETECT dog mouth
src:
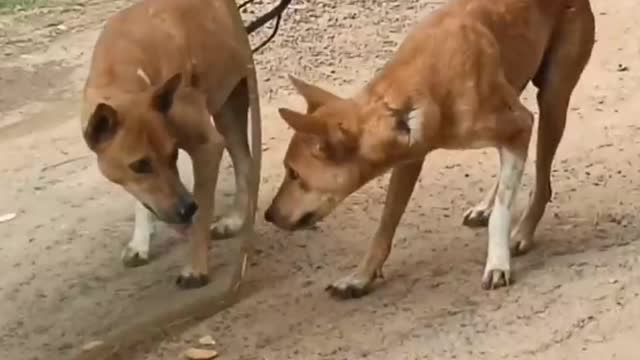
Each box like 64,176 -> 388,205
168,223 -> 191,236
291,212 -> 319,230
142,202 -> 192,226
142,202 -> 159,218
265,207 -> 325,231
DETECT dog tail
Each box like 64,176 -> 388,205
242,0 -> 292,53
218,0 -> 261,300
246,64 -> 262,224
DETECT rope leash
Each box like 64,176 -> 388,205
240,0 -> 293,53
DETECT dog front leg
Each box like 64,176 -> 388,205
176,142 -> 224,289
121,201 -> 156,267
327,159 -> 425,299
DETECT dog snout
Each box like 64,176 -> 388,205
264,205 -> 315,230
177,198 -> 198,223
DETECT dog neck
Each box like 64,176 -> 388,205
355,78 -> 436,165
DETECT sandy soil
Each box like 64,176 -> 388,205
1,0 -> 640,359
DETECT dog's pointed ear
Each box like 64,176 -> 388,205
288,75 -> 342,113
278,108 -> 326,136
152,73 -> 182,114
84,103 -> 119,151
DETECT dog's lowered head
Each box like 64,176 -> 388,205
83,73 -> 208,225
265,75 -> 417,230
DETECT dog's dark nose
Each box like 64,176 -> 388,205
295,212 -> 315,228
264,208 -> 274,223
178,200 -> 198,223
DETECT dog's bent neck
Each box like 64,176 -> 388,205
353,75 -> 437,164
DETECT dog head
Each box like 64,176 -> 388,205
83,73 -> 207,224
265,75 -> 414,230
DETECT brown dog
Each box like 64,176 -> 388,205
265,0 -> 595,298
81,0 -> 279,289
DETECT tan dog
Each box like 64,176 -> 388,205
81,0 -> 283,289
265,0 -> 595,298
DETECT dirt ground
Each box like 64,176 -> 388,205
1,0 -> 640,359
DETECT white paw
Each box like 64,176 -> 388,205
481,260 -> 511,290
326,272 -> 375,299
121,244 -> 149,268
210,213 -> 244,239
463,206 -> 492,228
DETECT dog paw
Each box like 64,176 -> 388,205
176,267 -> 210,289
481,268 -> 511,290
462,207 -> 491,228
510,231 -> 534,257
210,214 -> 244,240
326,273 -> 374,299
121,246 -> 149,268
510,239 -> 534,257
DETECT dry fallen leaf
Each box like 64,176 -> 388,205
185,348 -> 219,360
198,335 -> 216,346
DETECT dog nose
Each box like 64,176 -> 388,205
178,200 -> 198,223
264,208 -> 274,223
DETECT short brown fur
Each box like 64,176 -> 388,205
266,0 -> 595,297
82,0 -> 261,288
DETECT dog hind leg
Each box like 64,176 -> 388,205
511,5 -> 595,256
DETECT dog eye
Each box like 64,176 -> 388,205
286,166 -> 299,180
130,158 -> 153,174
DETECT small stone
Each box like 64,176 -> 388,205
617,64 -> 629,72
82,340 -> 104,351
198,335 -> 216,346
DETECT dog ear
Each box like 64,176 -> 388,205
152,73 -> 183,114
280,104 -> 360,160
278,108 -> 326,136
288,75 -> 342,113
279,107 -> 358,140
84,103 -> 119,151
